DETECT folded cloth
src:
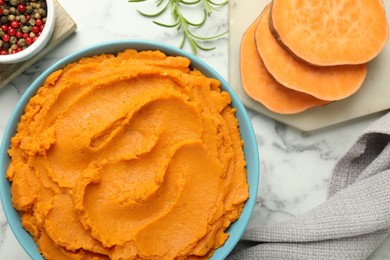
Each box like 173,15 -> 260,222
229,112 -> 390,260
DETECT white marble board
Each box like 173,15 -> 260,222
229,0 -> 390,132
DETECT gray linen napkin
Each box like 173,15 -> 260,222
229,112 -> 390,260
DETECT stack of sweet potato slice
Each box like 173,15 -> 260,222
240,0 -> 389,114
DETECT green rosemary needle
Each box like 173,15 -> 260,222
128,0 -> 228,54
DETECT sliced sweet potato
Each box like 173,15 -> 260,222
255,5 -> 367,101
270,0 -> 389,66
240,13 -> 330,114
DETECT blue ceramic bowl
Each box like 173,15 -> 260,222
0,40 -> 259,260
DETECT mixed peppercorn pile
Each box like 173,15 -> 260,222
0,0 -> 47,55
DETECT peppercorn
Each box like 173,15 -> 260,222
15,30 -> 22,38
34,18 -> 41,26
1,25 -> 8,32
10,0 -> 18,6
2,34 -> 10,42
17,38 -> 26,46
25,36 -> 32,45
19,15 -> 27,24
0,16 -> 7,24
31,25 -> 38,33
10,35 -> 17,44
10,20 -> 19,28
2,41 -> 10,49
21,25 -> 30,33
26,5 -> 32,13
8,27 -> 15,35
18,4 -> 26,13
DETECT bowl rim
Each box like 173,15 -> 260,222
0,0 -> 55,64
0,39 -> 259,260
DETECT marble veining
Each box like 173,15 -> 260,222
0,215 -> 7,246
0,0 -> 389,259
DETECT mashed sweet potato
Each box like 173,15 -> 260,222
6,49 -> 249,259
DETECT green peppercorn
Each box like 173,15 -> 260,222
9,0 -> 17,6
10,36 -> 17,44
26,5 -> 32,13
9,6 -> 15,14
17,38 -> 26,47
8,14 -> 15,21
22,25 -> 30,33
0,40 -> 3,48
29,31 -> 35,38
29,18 -> 35,25
2,8 -> 9,16
37,8 -> 45,16
19,15 -> 27,24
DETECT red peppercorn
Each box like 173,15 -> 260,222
26,14 -> 30,21
17,4 -> 26,13
16,47 -> 22,52
25,37 -> 33,45
0,50 -> 7,55
10,49 -> 17,54
8,27 -> 16,36
15,31 -> 23,38
23,33 -> 29,38
0,0 -> 4,5
35,19 -> 43,26
1,24 -> 8,32
31,26 -> 39,34
33,36 -> 38,43
11,20 -> 20,29
2,34 -> 10,42
0,8 -> 3,16
40,24 -> 44,32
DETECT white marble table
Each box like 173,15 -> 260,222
0,0 -> 389,259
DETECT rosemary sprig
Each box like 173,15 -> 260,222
128,0 -> 228,54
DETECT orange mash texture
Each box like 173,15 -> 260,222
6,49 -> 249,260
